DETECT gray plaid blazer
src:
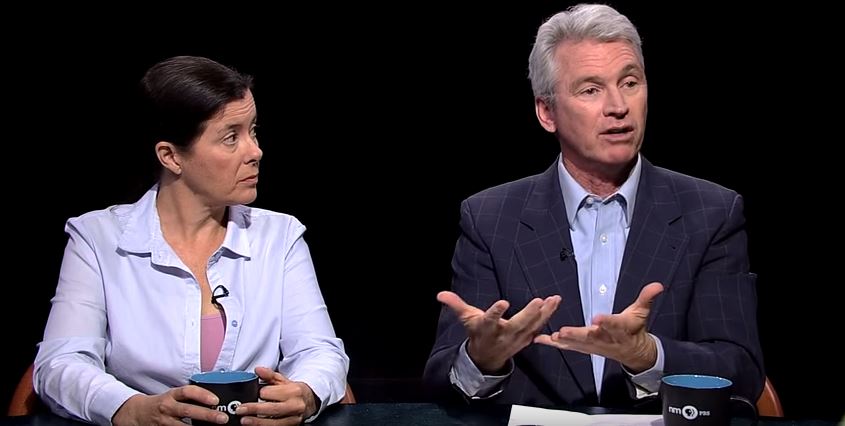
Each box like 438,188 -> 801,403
423,157 -> 764,408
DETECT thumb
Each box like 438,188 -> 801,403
254,366 -> 289,384
437,291 -> 474,317
635,282 -> 664,311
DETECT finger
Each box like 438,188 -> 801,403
192,406 -> 229,425
437,291 -> 483,319
634,282 -> 664,310
236,401 -> 278,417
169,400 -> 228,425
541,295 -> 562,315
546,325 -> 607,356
172,385 -> 219,406
592,313 -> 618,329
255,366 -> 289,385
556,325 -> 595,344
533,333 -> 563,348
532,295 -> 562,330
258,381 -> 305,403
507,298 -> 544,328
163,418 -> 197,426
238,400 -> 306,422
242,415 -> 302,426
482,299 -> 510,322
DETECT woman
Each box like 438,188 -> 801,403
34,56 -> 349,425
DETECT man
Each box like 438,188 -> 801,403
423,4 -> 764,408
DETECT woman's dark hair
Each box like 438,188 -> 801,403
140,55 -> 253,149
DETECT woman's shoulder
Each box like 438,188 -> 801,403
67,188 -> 157,232
70,203 -> 136,232
67,203 -> 132,227
229,205 -> 306,234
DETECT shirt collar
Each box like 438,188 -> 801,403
557,153 -> 642,229
117,184 -> 252,259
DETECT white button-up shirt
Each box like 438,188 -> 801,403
34,186 -> 349,425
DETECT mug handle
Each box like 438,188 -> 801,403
730,395 -> 759,426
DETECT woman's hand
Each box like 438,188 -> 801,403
235,366 -> 318,425
112,385 -> 228,426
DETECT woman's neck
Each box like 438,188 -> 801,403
156,180 -> 227,244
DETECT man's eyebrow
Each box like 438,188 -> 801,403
570,63 -> 644,89
619,63 -> 644,77
569,75 -> 604,91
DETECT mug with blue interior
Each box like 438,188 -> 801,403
189,371 -> 259,426
661,374 -> 757,426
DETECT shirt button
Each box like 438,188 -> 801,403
599,284 -> 607,295
600,233 -> 608,244
231,320 -> 239,327
585,197 -> 594,205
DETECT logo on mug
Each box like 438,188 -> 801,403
214,400 -> 242,415
668,404 -> 710,420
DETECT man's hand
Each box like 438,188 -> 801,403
534,282 -> 664,373
438,291 -> 561,373
234,366 -> 317,425
112,386 -> 227,426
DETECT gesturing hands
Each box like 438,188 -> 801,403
437,291 -> 561,373
534,282 -> 664,372
234,366 -> 318,426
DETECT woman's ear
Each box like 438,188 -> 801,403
155,141 -> 182,175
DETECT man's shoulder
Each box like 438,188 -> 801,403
464,172 -> 544,211
651,165 -> 740,208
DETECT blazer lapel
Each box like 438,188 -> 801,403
601,158 -> 688,403
515,160 -> 597,401
613,158 -> 687,317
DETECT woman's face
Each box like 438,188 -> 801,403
178,90 -> 263,208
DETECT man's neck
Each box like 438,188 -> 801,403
562,157 -> 634,198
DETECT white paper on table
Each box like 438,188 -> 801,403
508,404 -> 664,426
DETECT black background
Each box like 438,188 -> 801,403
5,2 -> 842,421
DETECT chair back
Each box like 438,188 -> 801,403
756,376 -> 784,417
7,364 -> 37,416
340,383 -> 356,404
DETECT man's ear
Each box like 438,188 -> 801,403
155,141 -> 182,175
535,97 -> 557,133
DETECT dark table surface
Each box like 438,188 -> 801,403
1,403 -> 837,425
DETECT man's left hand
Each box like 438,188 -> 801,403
534,282 -> 664,373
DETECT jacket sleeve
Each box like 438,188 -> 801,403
423,199 -> 506,402
658,194 -> 765,402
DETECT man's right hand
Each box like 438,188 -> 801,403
112,386 -> 228,426
437,291 -> 561,373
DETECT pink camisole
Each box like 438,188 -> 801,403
200,312 -> 226,372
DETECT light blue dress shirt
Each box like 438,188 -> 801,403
452,155 -> 664,399
34,186 -> 349,424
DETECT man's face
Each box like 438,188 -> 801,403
537,40 -> 647,176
